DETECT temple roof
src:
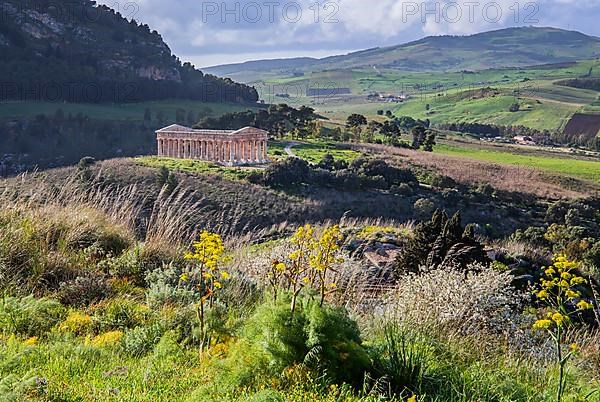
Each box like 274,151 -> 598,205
155,124 -> 268,136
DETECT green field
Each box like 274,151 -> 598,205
248,60 -> 600,131
393,91 -> 579,132
135,156 -> 252,180
0,100 -> 256,121
435,143 -> 600,183
269,140 -> 361,164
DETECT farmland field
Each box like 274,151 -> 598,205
434,143 -> 600,183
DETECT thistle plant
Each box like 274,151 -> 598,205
532,254 -> 594,402
184,230 -> 230,351
273,224 -> 344,313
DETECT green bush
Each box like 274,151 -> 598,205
145,263 -> 200,308
92,297 -> 150,332
57,272 -> 111,307
122,322 -> 165,356
227,298 -> 371,388
0,296 -> 65,337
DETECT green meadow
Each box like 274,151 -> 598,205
435,143 -> 600,183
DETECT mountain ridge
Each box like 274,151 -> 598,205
204,26 -> 600,77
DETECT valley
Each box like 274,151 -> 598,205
1,2 -> 600,401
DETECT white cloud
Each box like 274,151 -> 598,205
96,0 -> 599,65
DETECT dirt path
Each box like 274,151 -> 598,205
284,142 -> 300,158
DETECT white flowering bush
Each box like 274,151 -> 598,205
387,264 -> 529,338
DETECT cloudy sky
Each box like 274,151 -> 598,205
99,0 -> 600,67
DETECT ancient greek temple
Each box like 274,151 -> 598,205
156,124 -> 269,166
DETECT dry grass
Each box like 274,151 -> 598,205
358,144 -> 598,199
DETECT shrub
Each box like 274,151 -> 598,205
92,297 -> 150,332
227,299 -> 371,388
388,264 -> 528,339
57,272 -> 111,307
390,183 -> 413,196
430,174 -> 457,189
412,198 -> 435,219
263,158 -> 310,187
122,322 -> 165,356
90,330 -> 123,348
145,263 -> 200,308
0,296 -> 65,337
395,210 -> 489,273
57,311 -> 93,335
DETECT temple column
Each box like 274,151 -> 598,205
262,140 -> 267,161
179,140 -> 184,158
251,141 -> 256,163
157,139 -> 162,156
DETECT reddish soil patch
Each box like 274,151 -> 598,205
563,114 -> 600,143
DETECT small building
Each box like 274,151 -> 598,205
156,124 -> 269,166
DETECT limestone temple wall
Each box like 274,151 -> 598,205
155,124 -> 269,166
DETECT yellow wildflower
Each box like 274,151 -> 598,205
213,281 -> 222,289
179,273 -> 189,282
275,262 -> 286,272
561,272 -> 572,281
536,290 -> 549,299
576,300 -> 593,311
220,271 -> 230,280
552,313 -> 566,326
23,336 -> 38,346
565,290 -> 579,299
533,319 -> 552,330
570,343 -> 579,352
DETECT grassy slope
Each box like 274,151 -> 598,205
393,91 -> 579,131
0,100 -> 256,121
250,60 -> 600,131
269,140 -> 361,163
434,143 -> 600,183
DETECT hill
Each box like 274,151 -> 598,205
205,27 -> 600,76
0,0 -> 258,103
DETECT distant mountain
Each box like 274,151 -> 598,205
205,57 -> 319,76
0,0 -> 258,103
205,27 -> 600,77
